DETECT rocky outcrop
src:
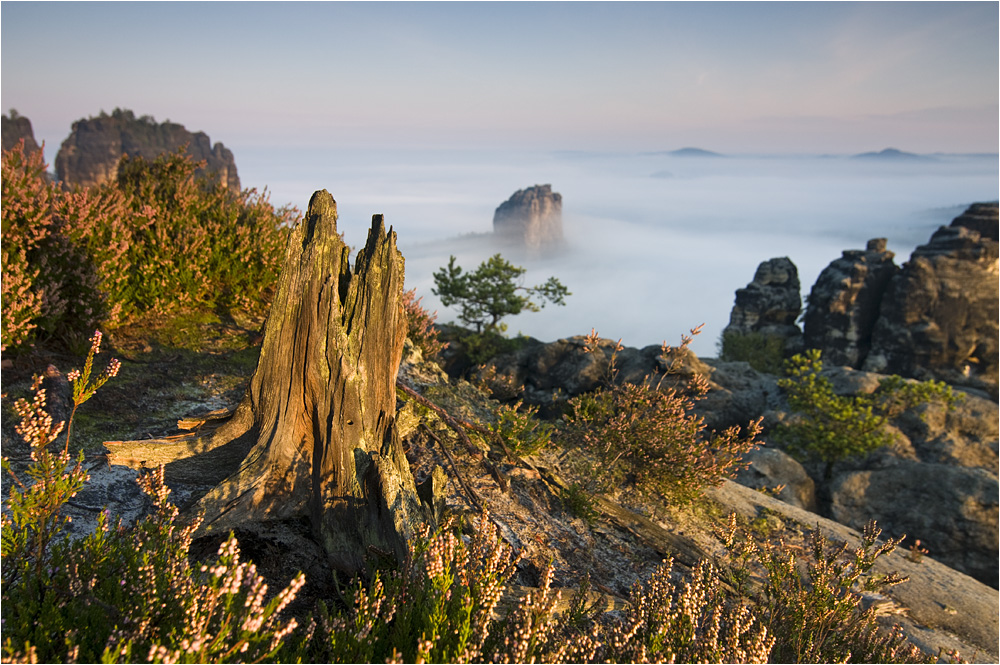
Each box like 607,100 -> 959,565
733,447 -> 817,511
721,257 -> 803,352
54,108 -> 239,191
1,111 -> 42,156
830,463 -> 998,588
493,184 -> 563,251
862,205 -> 998,394
803,238 -> 898,367
949,201 -> 998,241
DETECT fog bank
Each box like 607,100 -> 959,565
237,148 -> 997,356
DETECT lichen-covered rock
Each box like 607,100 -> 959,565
1,111 -> 42,156
863,205 -> 999,395
54,108 -> 239,191
722,257 -> 803,352
493,184 -> 563,251
803,238 -> 898,367
830,462 -> 998,588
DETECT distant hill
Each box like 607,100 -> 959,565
851,148 -> 934,162
666,147 -> 724,158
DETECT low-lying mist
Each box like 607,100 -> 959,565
238,148 -> 998,356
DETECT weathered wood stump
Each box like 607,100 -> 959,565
105,190 -> 424,573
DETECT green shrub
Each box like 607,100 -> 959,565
486,400 -> 554,457
776,349 -> 958,479
565,329 -> 762,504
718,330 -> 786,374
1,144 -> 296,353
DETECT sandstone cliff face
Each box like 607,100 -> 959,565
803,238 -> 899,367
722,257 -> 803,349
493,184 -> 563,251
1,111 -> 42,156
54,109 -> 240,191
862,205 -> 998,394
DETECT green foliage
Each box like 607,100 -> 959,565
432,254 -> 569,334
560,483 -> 598,526
1,345 -> 305,663
1,143 -> 296,353
486,400 -> 554,457
776,349 -> 959,477
718,330 -> 786,374
721,514 -> 929,663
565,330 -> 762,505
401,287 -> 448,359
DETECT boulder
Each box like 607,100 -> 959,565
803,238 -> 898,367
830,462 -> 998,588
493,184 -> 563,251
733,446 -> 817,511
721,257 -> 803,353
863,204 -> 999,395
1,111 -> 42,156
54,108 -> 240,191
697,359 -> 783,432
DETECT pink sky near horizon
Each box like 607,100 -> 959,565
2,2 -> 997,157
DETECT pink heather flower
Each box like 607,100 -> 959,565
67,369 -> 81,382
90,330 -> 103,355
107,358 -> 121,377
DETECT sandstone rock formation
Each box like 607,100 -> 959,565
830,463 -> 998,588
1,110 -> 42,156
721,257 -> 803,351
733,447 -> 817,511
862,204 -> 998,395
493,184 -> 563,251
54,108 -> 239,191
803,238 -> 898,367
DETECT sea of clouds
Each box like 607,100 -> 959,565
237,148 -> 998,356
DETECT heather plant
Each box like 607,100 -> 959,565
720,514 -> 930,663
776,349 -> 958,479
601,558 -> 774,663
565,328 -> 762,504
1,142 -> 112,351
1,334 -> 305,663
485,400 -> 554,457
1,143 -> 295,353
402,287 -> 448,359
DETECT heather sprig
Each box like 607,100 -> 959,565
64,330 -> 121,451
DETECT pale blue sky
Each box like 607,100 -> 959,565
2,1 -> 997,155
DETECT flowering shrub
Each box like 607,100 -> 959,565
1,142 -> 112,351
720,514 -> 931,663
401,288 -> 448,359
1,335 -> 305,663
565,328 -> 762,504
1,143 -> 296,353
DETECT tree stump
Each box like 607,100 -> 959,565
105,190 -> 424,574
